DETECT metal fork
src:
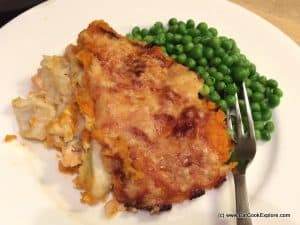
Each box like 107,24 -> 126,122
227,82 -> 257,225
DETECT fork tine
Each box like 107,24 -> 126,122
226,109 -> 233,130
226,109 -> 237,142
242,82 -> 256,140
235,93 -> 244,138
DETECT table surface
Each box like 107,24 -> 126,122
1,0 -> 300,45
231,0 -> 300,45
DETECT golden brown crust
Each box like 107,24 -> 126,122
74,20 -> 235,210
12,19 -> 235,212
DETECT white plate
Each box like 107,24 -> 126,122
0,0 -> 299,225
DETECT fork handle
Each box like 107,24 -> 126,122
234,174 -> 253,225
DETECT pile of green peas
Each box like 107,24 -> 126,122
127,18 -> 283,141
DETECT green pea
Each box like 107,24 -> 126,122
265,87 -> 273,97
266,79 -> 278,88
178,23 -> 187,34
259,75 -> 267,85
252,111 -> 262,121
168,24 -> 178,33
184,42 -> 194,53
168,18 -> 178,26
210,57 -> 222,66
195,66 -> 206,74
154,21 -> 164,29
182,35 -> 193,44
165,32 -> 174,42
212,72 -> 224,81
208,27 -> 218,36
225,95 -> 236,107
261,130 -> 271,141
246,88 -> 253,98
242,59 -> 252,67
155,33 -> 166,45
254,121 -> 265,130
205,77 -> 215,86
200,84 -> 210,96
132,26 -> 140,35
223,75 -> 233,84
185,58 -> 197,69
232,66 -> 250,82
245,79 -> 252,87
190,45 -> 203,59
260,101 -> 269,111
151,25 -> 164,35
195,43 -> 203,48
218,64 -> 230,75
209,91 -> 221,102
231,45 -> 238,53
201,72 -> 210,80
177,53 -> 187,64
262,109 -> 272,121
204,47 -> 214,59
251,92 -> 264,102
231,54 -> 239,64
223,55 -> 234,66
175,44 -> 184,54
174,34 -> 182,43
197,22 -> 208,32
251,102 -> 261,112
133,34 -> 142,41
229,38 -> 236,47
236,56 -> 247,65
170,54 -> 177,60
251,81 -> 265,93
193,36 -> 202,44
198,57 -> 208,66
222,39 -> 233,50
200,36 -> 211,45
215,47 -> 226,58
249,63 -> 256,76
209,37 -> 221,48
178,21 -> 185,26
186,19 -> 195,28
225,83 -> 238,95
219,100 -> 228,111
209,67 -> 217,74
268,95 -> 280,108
255,130 -> 262,139
264,121 -> 275,133
249,72 -> 259,81
187,28 -> 200,37
273,88 -> 283,97
209,85 -> 215,92
219,36 -> 227,42
166,43 -> 174,54
231,46 -> 240,54
141,28 -> 149,37
215,81 -> 226,91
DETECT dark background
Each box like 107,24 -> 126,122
0,0 -> 45,27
